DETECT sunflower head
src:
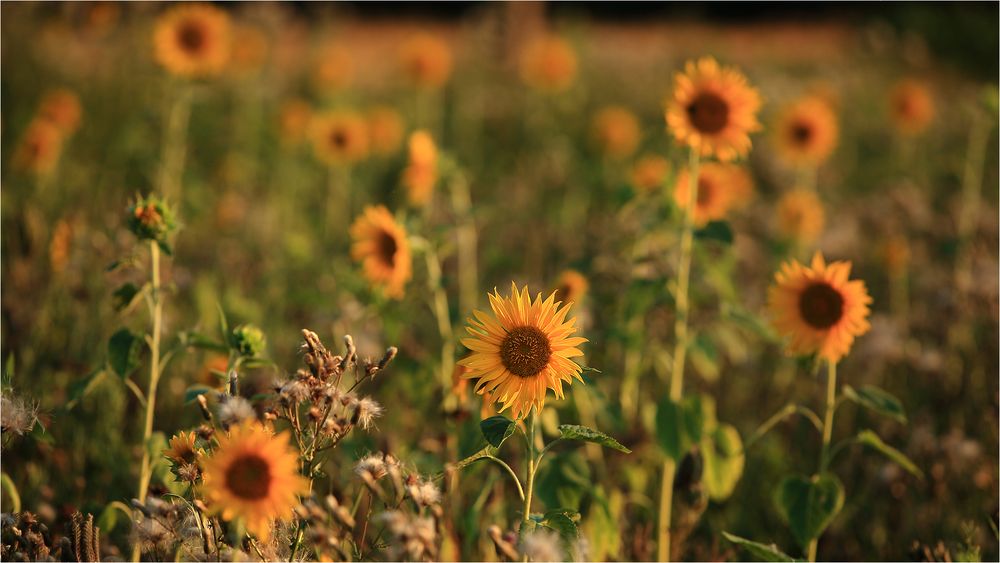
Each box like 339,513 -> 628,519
398,33 -> 452,89
153,3 -> 232,78
459,283 -> 588,420
15,119 -> 63,174
164,430 -> 202,466
767,252 -> 872,363
666,56 -> 762,162
591,106 -> 641,160
401,130 -> 438,206
630,154 -> 670,195
201,422 -> 308,541
38,89 -> 82,135
889,79 -> 934,136
313,42 -> 354,92
554,270 -> 589,306
774,95 -> 838,167
776,189 -> 825,244
519,36 -> 578,92
367,106 -> 405,156
674,162 -> 749,226
350,206 -> 412,299
230,25 -> 269,75
310,111 -> 370,166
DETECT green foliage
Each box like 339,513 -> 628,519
722,532 -> 800,562
480,416 -> 516,449
125,194 -> 178,251
107,328 -> 142,379
702,423 -> 745,501
773,473 -> 845,549
855,430 -> 924,478
230,324 -> 266,359
694,220 -> 734,244
843,385 -> 907,423
1,472 -> 21,513
557,424 -> 631,453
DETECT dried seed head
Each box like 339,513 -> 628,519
280,380 -> 310,403
0,394 -> 38,437
520,529 -> 564,562
406,477 -> 441,507
217,396 -> 255,427
354,454 -> 389,481
353,397 -> 383,430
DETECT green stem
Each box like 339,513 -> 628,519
808,360 -> 838,562
158,84 -> 191,200
522,409 -> 537,527
657,147 -> 700,563
423,244 -> 455,392
449,172 -> 479,317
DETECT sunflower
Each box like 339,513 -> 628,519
278,98 -> 312,145
401,130 -> 438,206
38,89 -> 82,135
767,252 -> 872,363
310,111 -> 370,166
399,33 -> 452,89
350,206 -> 412,299
553,270 -> 589,305
201,422 -> 308,541
889,79 -> 934,136
367,106 -> 405,156
673,162 -> 747,226
153,3 -> 231,78
776,189 -> 825,244
15,119 -> 63,175
774,95 -> 838,167
164,431 -> 202,466
665,57 -> 762,162
592,106 -> 640,160
313,41 -> 354,92
519,35 -> 577,92
630,154 -> 670,195
458,283 -> 588,420
230,25 -> 269,75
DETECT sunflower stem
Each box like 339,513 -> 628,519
521,409 -> 538,545
158,82 -> 191,201
449,171 -> 479,317
808,359 -> 839,562
423,243 -> 455,393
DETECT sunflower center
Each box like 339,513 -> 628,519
375,230 -> 397,268
224,454 -> 272,500
499,326 -> 552,378
330,130 -> 348,149
791,122 -> 813,145
687,92 -> 729,134
798,282 -> 844,329
177,21 -> 206,53
696,177 -> 713,206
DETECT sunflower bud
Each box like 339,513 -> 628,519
126,194 -> 177,247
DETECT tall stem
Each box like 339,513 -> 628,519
808,360 -> 838,562
159,85 -> 192,200
424,245 -> 455,391
657,147 -> 700,562
521,409 -> 537,532
450,173 -> 479,317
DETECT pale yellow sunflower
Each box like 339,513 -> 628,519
201,423 -> 307,541
459,283 -> 588,420
767,252 -> 872,363
774,95 -> 838,167
310,111 -> 370,166
153,3 -> 231,78
776,189 -> 825,244
665,56 -> 762,161
350,206 -> 412,299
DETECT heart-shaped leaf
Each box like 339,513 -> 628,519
108,328 -> 142,378
702,423 -> 745,501
722,532 -> 800,562
773,473 -> 844,549
558,424 -> 631,453
843,385 -> 907,423
856,430 -> 923,478
480,416 -> 516,449
539,509 -> 579,541
656,394 -> 716,459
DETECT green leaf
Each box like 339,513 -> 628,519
111,282 -> 144,312
694,220 -> 734,244
843,385 -> 907,423
178,330 -> 228,352
1,472 -> 21,513
655,394 -> 715,460
450,446 -> 498,473
108,328 -> 142,378
557,424 -> 631,453
480,416 -> 516,449
66,370 -> 108,409
539,509 -> 579,541
702,423 -> 745,501
97,500 -> 133,534
216,304 -> 230,343
773,473 -> 845,549
856,430 -> 923,478
722,532 -> 799,562
184,385 -> 213,405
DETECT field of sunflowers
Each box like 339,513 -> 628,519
1,2 -> 998,562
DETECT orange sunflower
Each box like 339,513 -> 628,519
630,154 -> 670,195
230,24 -> 269,75
673,162 -> 748,226
592,106 -> 641,160
774,95 -> 838,167
313,41 -> 354,92
153,3 -> 231,78
164,430 -> 202,466
553,270 -> 589,305
350,206 -> 412,299
367,106 -> 405,156
519,35 -> 577,92
776,189 -> 825,244
310,111 -> 370,166
889,79 -> 934,136
459,283 -> 588,420
401,130 -> 438,206
201,423 -> 308,541
666,57 -> 762,162
768,252 -> 872,363
399,33 -> 452,89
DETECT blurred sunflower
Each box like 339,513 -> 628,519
673,162 -> 744,226
458,283 -> 587,420
776,189 -> 825,244
310,111 -> 370,166
553,269 -> 589,305
15,119 -> 63,174
367,106 -> 405,156
630,154 -> 670,195
768,252 -> 872,363
591,106 -> 641,160
401,130 -> 438,206
153,3 -> 231,78
350,206 -> 412,299
278,98 -> 312,146
666,56 -> 762,161
164,431 -> 201,466
313,41 -> 354,92
889,79 -> 934,136
519,35 -> 577,92
774,95 -> 838,167
38,89 -> 82,135
399,33 -> 452,89
201,422 -> 308,541
230,25 -> 269,75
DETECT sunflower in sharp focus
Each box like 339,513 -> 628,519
153,3 -> 231,78
459,283 -> 588,420
673,162 -> 745,226
591,106 -> 641,160
399,33 -> 452,89
774,95 -> 838,167
666,57 -> 762,162
201,422 -> 308,541
553,270 -> 589,306
38,89 -> 82,135
350,206 -> 412,299
768,252 -> 872,363
368,106 -> 405,156
310,111 -> 370,166
889,79 -> 934,136
776,189 -> 825,244
401,130 -> 438,206
519,36 -> 577,92
630,154 -> 670,195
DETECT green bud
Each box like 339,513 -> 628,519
126,194 -> 177,245
231,324 -> 266,359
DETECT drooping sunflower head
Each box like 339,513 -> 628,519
164,430 -> 202,466
201,422 -> 308,541
310,111 -> 370,166
767,252 -> 872,363
519,35 -> 578,92
313,42 -> 355,92
674,162 -> 748,226
401,130 -> 438,206
776,189 -> 825,244
630,154 -> 670,195
153,3 -> 231,78
459,283 -> 588,420
774,95 -> 838,167
666,56 -> 762,162
553,270 -> 589,306
350,206 -> 412,299
367,106 -> 405,156
38,89 -> 82,135
591,106 -> 641,160
889,79 -> 934,136
398,33 -> 452,89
